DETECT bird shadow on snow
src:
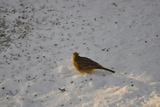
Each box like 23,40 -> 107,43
93,70 -> 156,91
92,69 -> 159,100
93,69 -> 155,88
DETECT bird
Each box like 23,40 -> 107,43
72,52 -> 115,73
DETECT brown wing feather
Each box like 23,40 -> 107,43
78,57 -> 103,69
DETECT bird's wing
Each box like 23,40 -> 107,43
78,57 -> 103,69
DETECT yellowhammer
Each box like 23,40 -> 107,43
72,52 -> 115,73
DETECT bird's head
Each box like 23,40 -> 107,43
73,52 -> 79,58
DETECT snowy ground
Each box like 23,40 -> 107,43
0,0 -> 160,107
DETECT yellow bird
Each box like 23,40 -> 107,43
72,52 -> 115,73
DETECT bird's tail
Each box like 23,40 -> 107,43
101,67 -> 115,73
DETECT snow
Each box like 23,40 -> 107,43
0,0 -> 160,107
